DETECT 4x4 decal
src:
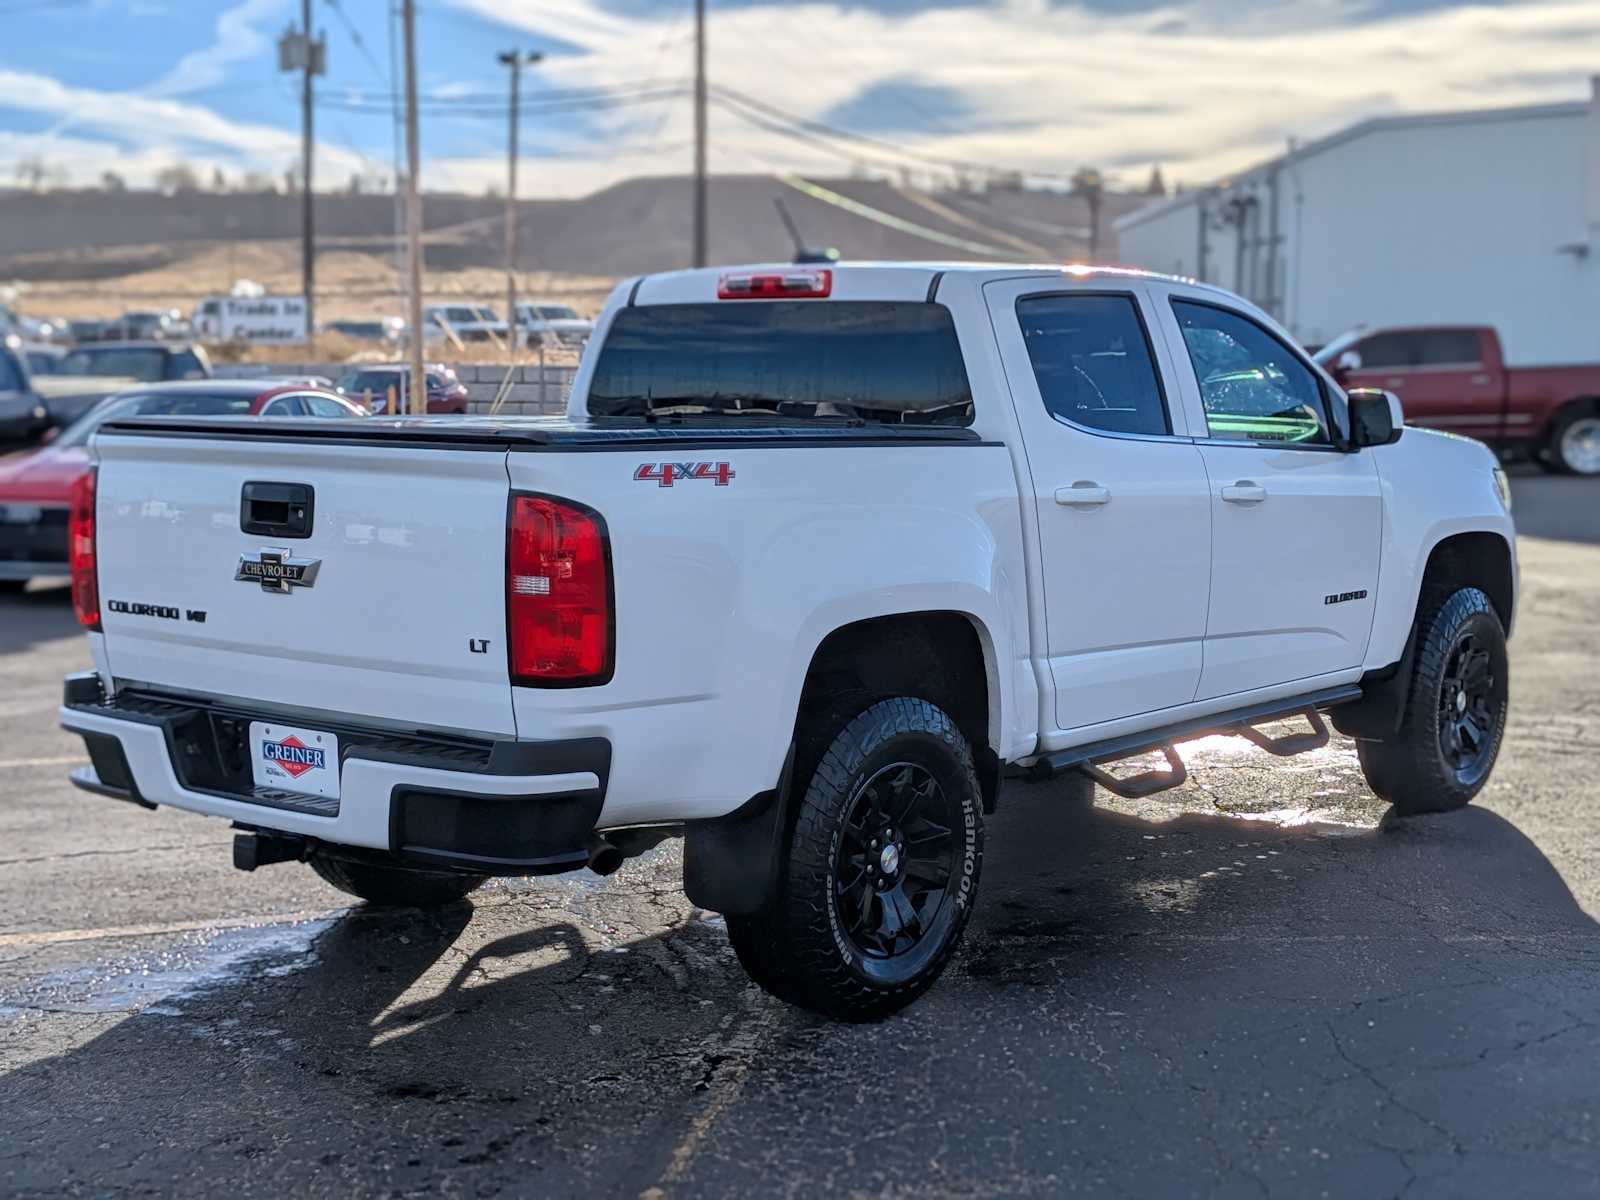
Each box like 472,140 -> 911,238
634,462 -> 736,487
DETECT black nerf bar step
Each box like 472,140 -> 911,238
1019,684 -> 1363,797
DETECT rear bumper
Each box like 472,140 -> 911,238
59,673 -> 611,875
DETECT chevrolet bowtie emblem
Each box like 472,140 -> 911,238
235,549 -> 321,594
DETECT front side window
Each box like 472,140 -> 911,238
0,350 -> 22,391
1172,300 -> 1331,446
588,301 -> 974,426
1016,294 -> 1169,437
1352,332 -> 1417,370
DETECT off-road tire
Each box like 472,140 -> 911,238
1357,586 -> 1508,815
309,853 -> 485,907
727,697 -> 984,1021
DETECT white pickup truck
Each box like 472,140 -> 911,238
60,264 -> 1517,1020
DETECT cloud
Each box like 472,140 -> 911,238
0,67 -> 368,181
3,0 -> 1597,199
147,0 -> 289,98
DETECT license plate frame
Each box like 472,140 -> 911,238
248,722 -> 341,799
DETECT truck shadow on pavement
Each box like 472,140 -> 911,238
0,584 -> 78,656
4,784 -> 1600,1199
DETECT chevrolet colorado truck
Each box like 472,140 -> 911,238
1316,323 -> 1600,475
59,264 -> 1517,1021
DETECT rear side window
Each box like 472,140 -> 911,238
588,302 -> 974,425
1016,294 -> 1169,437
1418,330 -> 1481,366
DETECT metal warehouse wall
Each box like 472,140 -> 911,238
1117,92 -> 1599,364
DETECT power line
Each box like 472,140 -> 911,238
713,85 -> 1077,184
318,85 -> 689,119
323,0 -> 386,79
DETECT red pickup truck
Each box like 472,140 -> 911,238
1314,325 -> 1600,476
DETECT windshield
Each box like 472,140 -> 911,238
587,301 -> 974,425
59,347 -> 166,382
25,350 -> 59,375
538,306 -> 579,320
337,369 -> 403,395
56,390 -> 259,447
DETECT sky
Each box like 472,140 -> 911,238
1,0 -> 1596,197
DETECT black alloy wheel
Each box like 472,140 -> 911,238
834,762 -> 957,962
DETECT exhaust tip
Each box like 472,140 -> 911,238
587,833 -> 624,877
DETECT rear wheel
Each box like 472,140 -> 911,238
726,697 -> 983,1021
1357,586 -> 1508,815
309,852 -> 485,908
1548,410 -> 1600,476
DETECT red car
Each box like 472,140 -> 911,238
0,380 -> 367,591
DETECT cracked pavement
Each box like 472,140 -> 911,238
1,473 -> 1598,1198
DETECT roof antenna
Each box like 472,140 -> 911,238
773,196 -> 840,265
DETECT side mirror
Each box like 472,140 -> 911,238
1347,387 -> 1403,448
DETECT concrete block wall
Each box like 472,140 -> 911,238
213,361 -> 577,416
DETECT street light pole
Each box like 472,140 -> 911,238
499,50 -> 542,355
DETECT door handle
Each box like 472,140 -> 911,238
1470,374 -> 1491,386
1054,483 -> 1110,507
1220,482 -> 1267,504
1384,377 -> 1405,388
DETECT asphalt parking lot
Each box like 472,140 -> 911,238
2,473 -> 1598,1199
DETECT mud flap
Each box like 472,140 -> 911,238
682,743 -> 794,916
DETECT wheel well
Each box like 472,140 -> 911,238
796,612 -> 998,810
1421,533 -> 1514,633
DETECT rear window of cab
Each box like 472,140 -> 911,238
587,301 -> 974,426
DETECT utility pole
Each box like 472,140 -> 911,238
278,8 -> 324,346
498,50 -> 543,355
692,0 -> 707,268
402,0 -> 426,416
300,0 -> 316,344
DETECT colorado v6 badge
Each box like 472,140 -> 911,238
236,548 -> 321,594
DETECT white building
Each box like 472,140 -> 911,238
1115,80 -> 1600,363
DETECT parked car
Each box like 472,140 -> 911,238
104,309 -> 190,341
335,363 -> 470,414
0,380 -> 366,591
66,318 -> 112,344
59,263 -> 1518,1021
0,338 -> 49,443
421,303 -> 508,347
513,302 -> 593,350
19,341 -> 65,376
42,341 -> 214,427
322,318 -> 404,347
1315,324 -> 1600,475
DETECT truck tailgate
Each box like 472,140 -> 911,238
93,432 -> 515,735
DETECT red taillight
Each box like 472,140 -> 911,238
717,268 -> 832,300
507,494 -> 612,686
69,467 -> 99,630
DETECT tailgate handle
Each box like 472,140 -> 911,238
241,481 -> 315,539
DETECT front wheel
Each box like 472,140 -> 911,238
1357,586 -> 1509,815
727,697 -> 984,1021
